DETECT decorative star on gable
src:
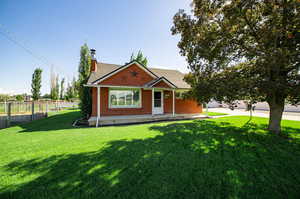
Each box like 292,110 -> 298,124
130,71 -> 138,77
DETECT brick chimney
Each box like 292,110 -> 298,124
90,48 -> 97,72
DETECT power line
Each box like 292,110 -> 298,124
0,24 -> 72,80
0,24 -> 52,67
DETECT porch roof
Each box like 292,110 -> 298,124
143,77 -> 177,88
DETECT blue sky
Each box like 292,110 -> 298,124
0,0 -> 191,95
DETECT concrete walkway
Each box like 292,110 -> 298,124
208,108 -> 300,121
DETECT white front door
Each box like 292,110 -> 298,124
153,91 -> 163,115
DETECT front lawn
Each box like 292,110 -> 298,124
0,110 -> 299,198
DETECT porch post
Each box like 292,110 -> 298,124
152,88 -> 154,116
172,89 -> 175,117
96,87 -> 100,127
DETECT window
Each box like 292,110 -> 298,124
176,91 -> 188,99
109,88 -> 141,108
175,91 -> 183,99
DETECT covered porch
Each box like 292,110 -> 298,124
91,85 -> 180,127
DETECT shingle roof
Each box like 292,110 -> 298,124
87,62 -> 190,89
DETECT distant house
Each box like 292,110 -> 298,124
86,49 -> 202,126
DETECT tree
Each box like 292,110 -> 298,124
55,75 -> 60,100
65,82 -> 73,101
50,68 -> 59,100
0,94 -> 10,102
65,77 -> 79,101
15,94 -> 24,101
172,0 -> 300,134
60,78 -> 65,100
78,43 -> 92,118
130,50 -> 148,66
31,68 -> 42,100
72,77 -> 79,98
42,93 -> 51,99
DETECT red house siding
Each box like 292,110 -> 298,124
163,90 -> 202,114
91,87 -> 97,117
100,64 -> 155,86
175,99 -> 202,114
92,88 -> 202,116
163,90 -> 173,114
153,81 -> 172,88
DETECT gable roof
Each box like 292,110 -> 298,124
87,61 -> 191,89
91,61 -> 158,84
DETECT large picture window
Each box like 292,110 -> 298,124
109,88 -> 141,108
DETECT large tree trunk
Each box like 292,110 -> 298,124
267,98 -> 285,135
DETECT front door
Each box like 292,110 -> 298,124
153,91 -> 163,114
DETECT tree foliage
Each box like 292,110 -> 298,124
65,77 -> 79,101
172,0 -> 300,134
50,68 -> 59,100
60,78 -> 65,100
31,68 -> 42,100
78,43 -> 92,118
130,50 -> 148,66
0,94 -> 10,102
15,94 -> 24,101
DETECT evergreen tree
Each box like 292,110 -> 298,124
130,50 -> 148,66
50,67 -> 59,100
65,77 -> 79,101
60,78 -> 65,100
31,68 -> 42,100
78,43 -> 92,118
72,77 -> 79,98
65,82 -> 73,101
55,75 -> 60,100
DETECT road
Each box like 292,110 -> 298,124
208,108 -> 300,121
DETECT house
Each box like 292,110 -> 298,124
86,49 -> 203,126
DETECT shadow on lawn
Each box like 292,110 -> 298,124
1,120 -> 300,199
18,111 -> 80,133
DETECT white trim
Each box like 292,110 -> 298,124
144,87 -> 175,91
172,89 -> 175,116
85,84 -> 187,90
99,85 -> 143,89
152,90 -> 164,115
162,91 -> 164,114
108,88 -> 142,109
175,90 -> 189,99
93,61 -> 158,84
96,87 -> 101,127
152,88 -> 154,115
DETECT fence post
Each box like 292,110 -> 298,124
7,102 -> 11,127
4,101 -> 7,114
31,101 -> 35,121
46,101 -> 48,113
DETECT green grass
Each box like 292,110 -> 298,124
203,111 -> 229,116
0,110 -> 299,199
